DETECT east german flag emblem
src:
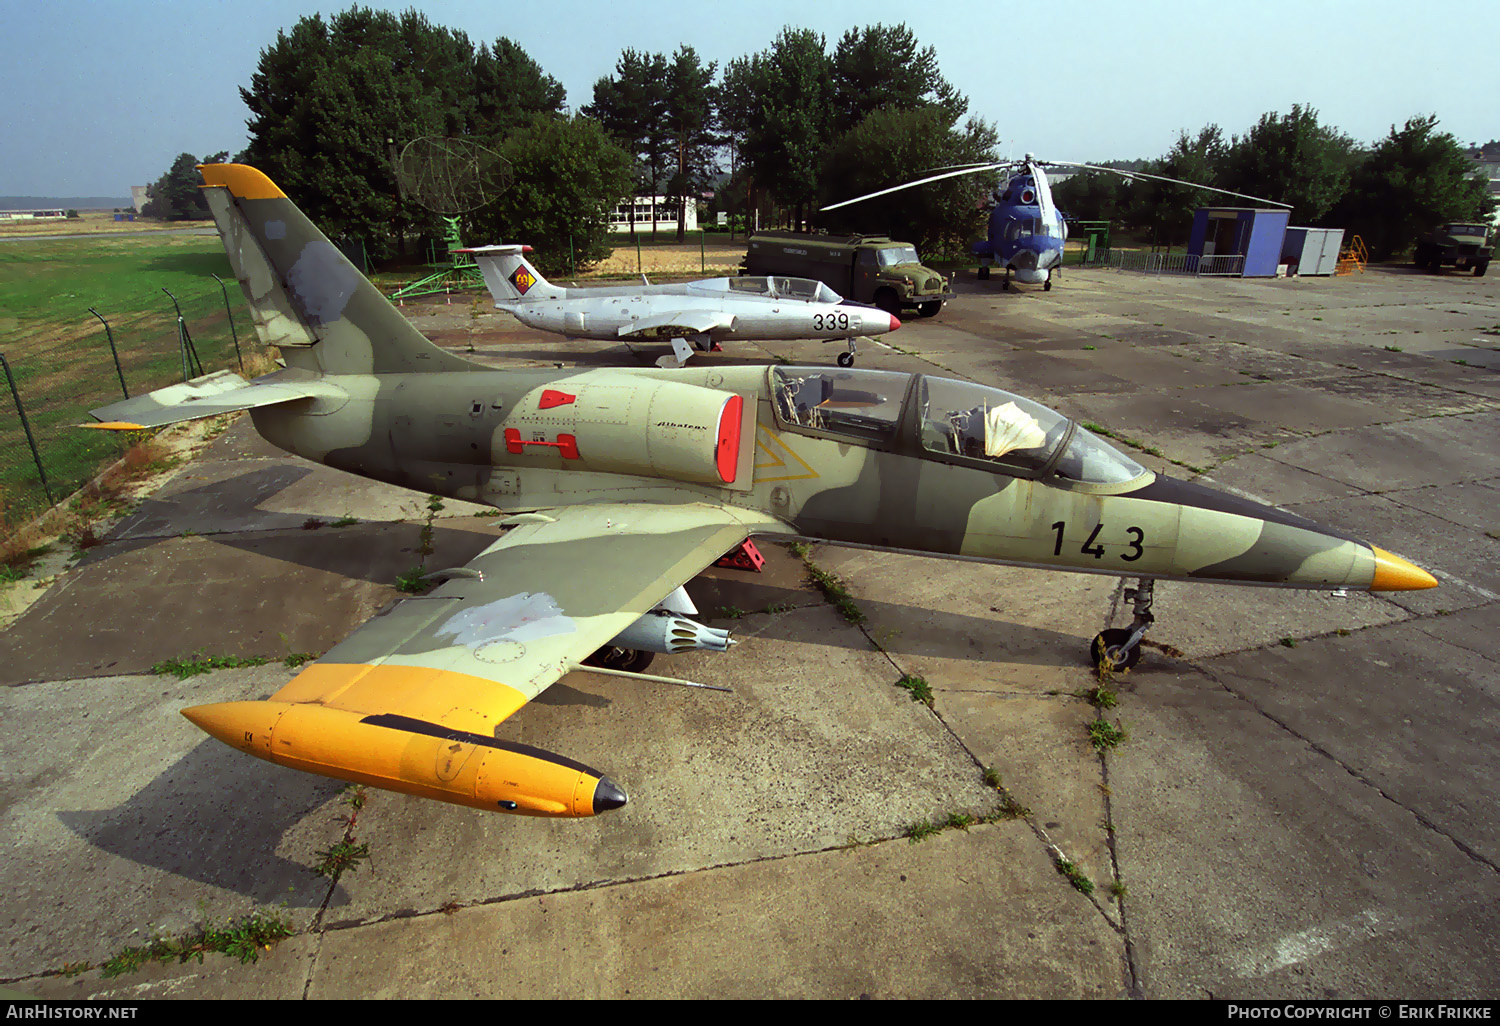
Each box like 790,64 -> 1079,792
511,266 -> 537,295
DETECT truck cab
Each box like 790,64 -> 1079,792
1414,222 -> 1492,276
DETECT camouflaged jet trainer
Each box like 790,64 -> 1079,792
87,164 -> 1437,820
460,243 -> 899,367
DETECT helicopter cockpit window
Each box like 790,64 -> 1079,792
876,245 -> 921,267
771,366 -> 910,444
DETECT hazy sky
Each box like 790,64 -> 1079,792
2,0 -> 1496,197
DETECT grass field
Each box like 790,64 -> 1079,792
0,234 -> 254,528
0,211 -> 214,239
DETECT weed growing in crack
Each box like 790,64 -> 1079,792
313,784 -> 372,879
91,909 -> 295,979
1088,719 -> 1129,753
895,673 -> 934,707
1057,859 -> 1095,896
907,819 -> 939,843
151,653 -> 270,679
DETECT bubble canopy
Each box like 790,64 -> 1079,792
769,366 -> 1149,487
687,276 -> 843,304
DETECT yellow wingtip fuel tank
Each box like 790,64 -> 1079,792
182,700 -> 625,817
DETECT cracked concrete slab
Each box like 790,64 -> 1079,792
4,264 -> 1497,1000
1109,664 -> 1500,999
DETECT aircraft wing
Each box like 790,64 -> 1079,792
182,501 -> 791,816
619,309 -> 735,338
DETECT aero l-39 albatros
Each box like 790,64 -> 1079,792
460,243 -> 898,367
88,165 -> 1436,819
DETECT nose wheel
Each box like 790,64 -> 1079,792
835,337 -> 858,367
1091,578 -> 1155,671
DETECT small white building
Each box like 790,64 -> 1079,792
609,195 -> 698,232
0,208 -> 65,221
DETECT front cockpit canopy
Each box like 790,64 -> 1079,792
691,276 -> 842,304
771,367 -> 1148,487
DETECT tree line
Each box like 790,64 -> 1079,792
142,5 -> 1494,271
143,9 -> 995,271
1054,108 -> 1495,259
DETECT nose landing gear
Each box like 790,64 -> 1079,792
1091,578 -> 1155,671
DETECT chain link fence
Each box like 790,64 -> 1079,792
1,277 -> 262,531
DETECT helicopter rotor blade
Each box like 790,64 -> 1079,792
1045,160 -> 1292,209
820,162 -> 1009,212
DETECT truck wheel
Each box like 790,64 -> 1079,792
1477,262 -> 1489,278
917,300 -> 941,318
874,289 -> 901,316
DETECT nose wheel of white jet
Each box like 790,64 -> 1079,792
1090,578 -> 1156,671
836,338 -> 857,368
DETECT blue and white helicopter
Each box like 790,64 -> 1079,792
824,154 -> 1290,293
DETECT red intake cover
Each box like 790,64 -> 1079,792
716,395 -> 743,483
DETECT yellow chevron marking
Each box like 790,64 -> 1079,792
754,427 -> 819,481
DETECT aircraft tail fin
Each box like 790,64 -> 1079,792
460,245 -> 567,305
198,164 -> 476,376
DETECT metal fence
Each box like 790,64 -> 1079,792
1104,251 -> 1246,277
1,277 -> 262,531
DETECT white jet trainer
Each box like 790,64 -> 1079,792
462,244 -> 900,368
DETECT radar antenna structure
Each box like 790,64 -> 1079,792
390,136 -> 513,300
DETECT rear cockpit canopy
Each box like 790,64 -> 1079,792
689,276 -> 842,304
770,367 -> 1149,488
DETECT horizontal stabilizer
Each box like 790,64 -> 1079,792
86,369 -> 343,430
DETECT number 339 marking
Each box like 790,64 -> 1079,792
812,312 -> 850,331
1051,521 -> 1145,562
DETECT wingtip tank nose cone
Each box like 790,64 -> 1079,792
593,776 -> 628,814
1369,547 -> 1439,591
180,703 -> 229,739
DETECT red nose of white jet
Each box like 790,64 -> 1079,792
888,313 -> 902,332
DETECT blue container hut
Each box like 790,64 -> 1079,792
1187,208 -> 1290,277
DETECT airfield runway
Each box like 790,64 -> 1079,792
2,262 -> 1497,999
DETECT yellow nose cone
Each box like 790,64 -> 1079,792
1369,547 -> 1439,591
182,701 -> 282,758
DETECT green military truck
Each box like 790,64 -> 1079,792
1413,222 -> 1492,276
741,232 -> 954,317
